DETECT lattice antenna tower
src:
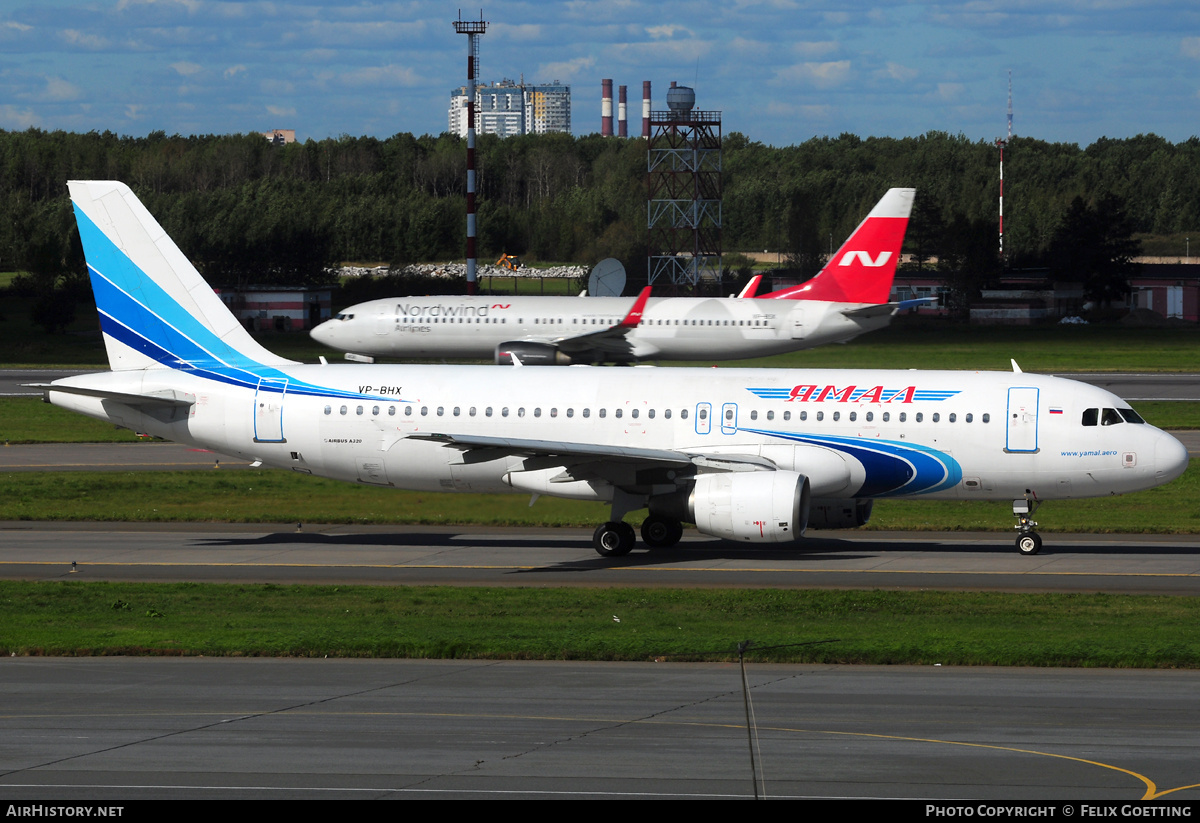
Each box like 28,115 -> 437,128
995,69 -> 1012,264
454,10 -> 488,295
646,83 -> 722,292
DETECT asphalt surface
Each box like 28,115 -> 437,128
3,522 -> 1199,594
1,658 -> 1197,800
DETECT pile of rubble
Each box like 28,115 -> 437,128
335,263 -> 587,280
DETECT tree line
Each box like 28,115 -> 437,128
2,127 -> 1197,326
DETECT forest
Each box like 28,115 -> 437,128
1,127 -> 1197,318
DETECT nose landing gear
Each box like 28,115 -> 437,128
1013,493 -> 1042,555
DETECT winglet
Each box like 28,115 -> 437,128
760,188 -> 915,304
736,274 -> 763,299
618,286 -> 652,328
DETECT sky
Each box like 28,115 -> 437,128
1,0 -> 1197,147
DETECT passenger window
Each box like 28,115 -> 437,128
965,413 -> 972,423
783,411 -> 791,421
631,409 -> 638,419
932,413 -> 940,423
915,412 -> 923,422
599,409 -> 606,418
1082,408 -> 1098,426
389,406 -> 396,416
848,412 -> 856,422
340,406 -> 347,415
583,409 -> 590,418
356,405 -> 364,416
767,410 -> 774,421
680,409 -> 688,420
816,411 -> 824,422
750,410 -> 758,421
882,412 -> 889,422
982,413 -> 990,423
372,405 -> 380,416
324,405 -> 331,415
615,409 -> 623,418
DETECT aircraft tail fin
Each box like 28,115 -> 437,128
69,181 -> 295,372
761,187 -> 915,304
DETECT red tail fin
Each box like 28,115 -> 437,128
760,188 -> 914,304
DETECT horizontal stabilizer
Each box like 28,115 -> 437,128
27,383 -> 196,408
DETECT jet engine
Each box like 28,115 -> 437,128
807,498 -> 874,529
688,470 -> 810,543
494,342 -> 574,366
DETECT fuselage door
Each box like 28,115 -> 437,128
253,377 -> 288,443
695,402 -> 712,435
1005,387 -> 1039,453
721,402 -> 738,435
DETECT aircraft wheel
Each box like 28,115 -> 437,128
1016,533 -> 1042,556
641,516 -> 683,549
593,521 -> 635,557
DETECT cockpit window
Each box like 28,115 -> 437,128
1082,408 -> 1098,427
336,312 -> 354,321
1101,408 -> 1124,426
1118,408 -> 1145,424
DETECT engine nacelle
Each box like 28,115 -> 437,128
689,471 -> 810,543
807,498 -> 874,530
495,342 -> 574,366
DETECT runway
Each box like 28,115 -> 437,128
1,658 -> 1197,800
3,521 -> 1199,594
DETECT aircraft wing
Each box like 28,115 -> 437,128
407,431 -> 775,472
548,285 -> 652,357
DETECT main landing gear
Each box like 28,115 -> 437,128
1013,493 -> 1042,555
592,515 -> 684,557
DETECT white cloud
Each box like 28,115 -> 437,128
879,62 -> 919,82
224,65 -> 246,79
60,30 -> 112,50
171,61 -> 203,76
936,82 -> 964,101
324,65 -> 422,88
44,76 -> 81,101
266,105 -> 296,117
1183,38 -> 1200,60
536,55 -> 596,83
793,41 -> 839,59
0,104 -> 39,129
774,60 -> 851,88
646,25 -> 693,40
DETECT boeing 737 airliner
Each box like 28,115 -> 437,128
310,188 -> 921,365
37,182 -> 1189,557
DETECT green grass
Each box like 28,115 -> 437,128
2,582 -> 1198,666
1,463 -> 1196,533
0,397 -> 150,443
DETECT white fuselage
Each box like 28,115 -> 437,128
310,295 -> 888,362
47,364 -> 1188,505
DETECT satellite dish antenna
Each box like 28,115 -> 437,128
588,258 -> 627,297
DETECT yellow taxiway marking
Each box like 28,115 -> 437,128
3,707 -> 1192,799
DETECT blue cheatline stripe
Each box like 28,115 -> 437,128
742,427 -> 962,497
75,204 -> 395,403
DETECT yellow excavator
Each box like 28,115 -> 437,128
496,254 -> 521,271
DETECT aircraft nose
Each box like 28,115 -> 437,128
1154,431 -> 1190,485
310,319 -> 337,347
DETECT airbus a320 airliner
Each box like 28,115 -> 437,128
37,182 -> 1188,557
310,188 -> 923,365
